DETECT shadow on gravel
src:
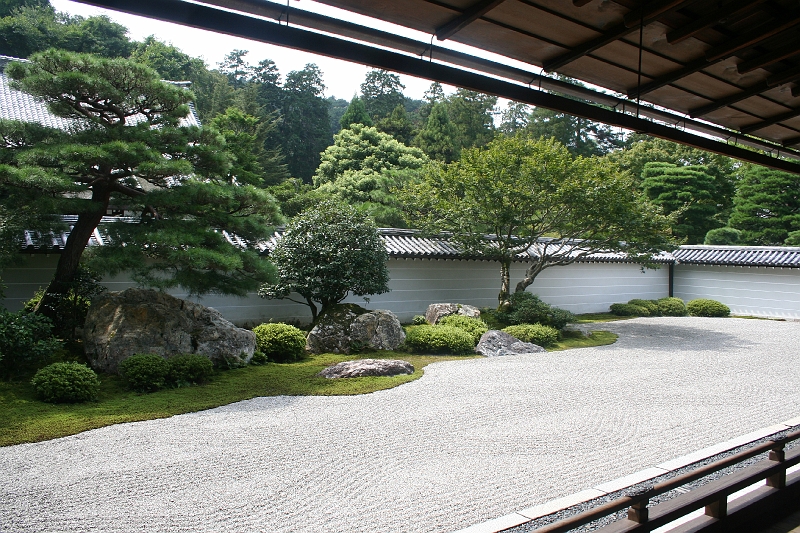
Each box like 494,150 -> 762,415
602,321 -> 757,352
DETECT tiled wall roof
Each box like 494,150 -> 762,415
674,245 -> 800,268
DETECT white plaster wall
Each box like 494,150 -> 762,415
673,265 -> 800,319
0,256 -> 669,324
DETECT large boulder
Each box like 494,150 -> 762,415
424,303 -> 481,325
318,359 -> 414,379
306,304 -> 405,354
83,288 -> 255,373
475,330 -> 546,357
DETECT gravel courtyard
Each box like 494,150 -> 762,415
2,317 -> 799,533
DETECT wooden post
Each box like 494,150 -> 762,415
706,497 -> 727,518
628,500 -> 649,523
767,445 -> 786,489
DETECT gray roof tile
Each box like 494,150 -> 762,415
674,245 -> 800,268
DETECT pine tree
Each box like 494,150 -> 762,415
414,102 -> 459,163
339,96 -> 373,129
728,166 -> 800,245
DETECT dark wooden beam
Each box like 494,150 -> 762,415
793,84 -> 800,98
740,107 -> 800,134
737,39 -> 800,74
573,0 -> 594,6
435,0 -> 507,41
544,0 -> 691,72
623,0 -> 693,28
72,0 -> 800,174
767,65 -> 800,87
666,0 -> 767,44
785,135 -> 800,147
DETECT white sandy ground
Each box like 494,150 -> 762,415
1,317 -> 799,533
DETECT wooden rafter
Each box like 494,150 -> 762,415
572,0 -> 593,6
737,38 -> 800,74
689,82 -> 770,117
741,107 -> 800,134
435,0 -> 507,41
666,0 -> 767,44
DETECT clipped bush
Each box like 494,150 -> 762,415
167,354 -> 214,385
119,353 -> 170,392
253,323 -> 307,363
499,292 -> 575,329
687,298 -> 730,317
610,303 -> 650,316
412,315 -> 427,326
657,297 -> 687,316
250,350 -> 268,365
405,325 -> 475,355
438,315 -> 488,342
0,309 -> 62,379
502,324 -> 559,347
30,362 -> 100,403
628,299 -> 660,315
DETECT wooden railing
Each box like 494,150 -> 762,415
530,429 -> 800,533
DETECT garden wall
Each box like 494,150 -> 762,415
673,265 -> 800,319
1,256 -> 668,324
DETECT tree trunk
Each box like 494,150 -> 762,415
35,186 -> 110,323
514,259 -> 545,295
306,297 -> 318,324
497,259 -> 512,310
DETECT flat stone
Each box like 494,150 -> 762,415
425,303 -> 482,325
318,359 -> 414,379
475,330 -> 546,357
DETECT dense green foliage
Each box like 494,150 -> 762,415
502,324 -> 559,347
657,297 -> 688,316
437,315 -> 488,342
414,102 -> 460,163
495,292 -> 575,330
627,299 -> 659,314
704,227 -> 742,245
401,135 -> 674,307
404,325 -> 475,355
728,167 -> 800,245
412,315 -> 427,326
119,354 -> 170,393
641,162 -> 721,244
167,354 -> 214,385
252,323 -> 307,363
313,124 -> 427,226
259,200 -> 390,322
0,309 -> 61,379
30,362 -> 99,403
339,96 -> 373,129
687,299 -> 730,317
1,51 -> 281,323
360,69 -> 405,121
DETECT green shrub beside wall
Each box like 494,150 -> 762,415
502,324 -> 559,347
687,299 -> 730,317
405,325 -> 475,355
253,323 -> 307,363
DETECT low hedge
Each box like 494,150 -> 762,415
502,324 -> 559,347
628,299 -> 659,314
609,303 -> 651,317
687,298 -> 730,317
119,353 -> 170,393
657,297 -> 687,316
437,315 -> 488,342
167,354 -> 214,385
30,362 -> 100,403
405,325 -> 475,355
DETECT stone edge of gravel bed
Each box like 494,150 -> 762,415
453,415 -> 800,533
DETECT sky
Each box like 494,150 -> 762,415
48,0 -> 477,101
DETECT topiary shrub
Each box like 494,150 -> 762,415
405,325 -> 475,355
610,303 -> 650,316
438,315 -> 488,342
499,292 -> 575,329
412,315 -> 427,326
687,298 -> 730,317
167,354 -> 214,386
657,297 -> 687,316
252,323 -> 307,363
119,354 -> 170,393
30,362 -> 100,403
628,299 -> 660,315
502,324 -> 559,347
250,350 -> 268,365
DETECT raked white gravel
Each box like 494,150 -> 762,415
2,317 -> 799,533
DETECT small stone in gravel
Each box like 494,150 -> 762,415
475,330 -> 546,357
318,359 -> 414,379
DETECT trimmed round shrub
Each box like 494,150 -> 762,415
405,325 -> 475,355
502,324 -> 559,347
412,315 -> 427,326
609,303 -> 650,317
628,299 -> 660,315
119,353 -> 170,393
438,315 -> 488,342
657,297 -> 687,316
687,298 -> 730,317
31,362 -> 100,403
167,354 -> 213,385
253,323 -> 307,363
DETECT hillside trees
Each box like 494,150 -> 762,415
0,51 -> 282,321
400,135 -> 673,307
728,166 -> 800,245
